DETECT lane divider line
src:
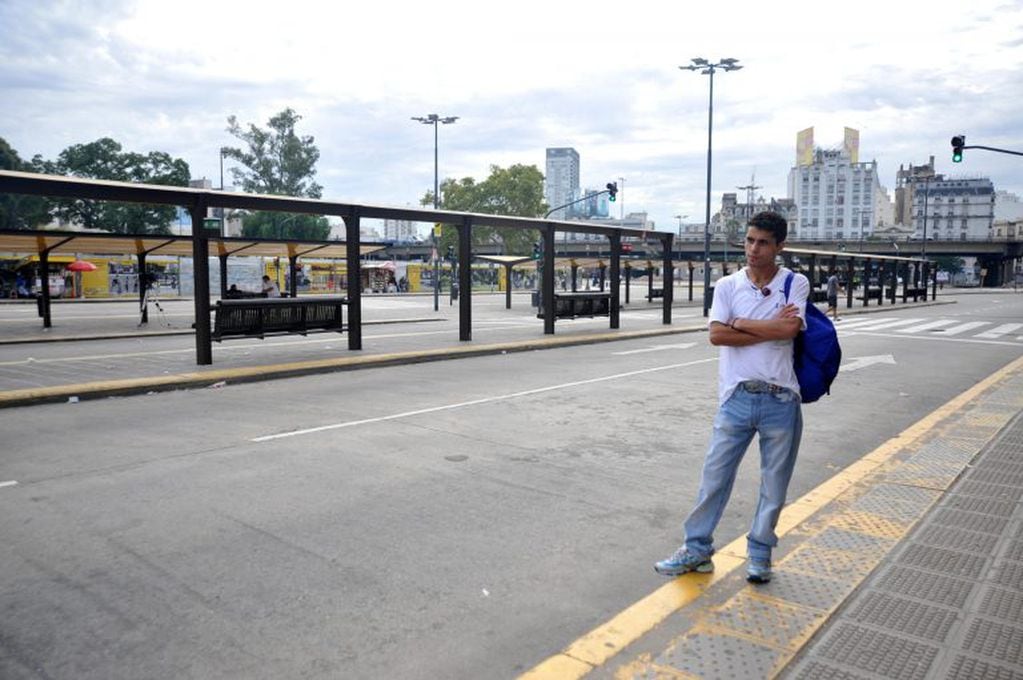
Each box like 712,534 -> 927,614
517,352 -> 1023,680
0,480 -> 18,489
252,357 -> 717,442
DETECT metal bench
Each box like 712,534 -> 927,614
857,288 -> 882,302
212,296 -> 347,341
537,292 -> 612,319
646,288 -> 664,301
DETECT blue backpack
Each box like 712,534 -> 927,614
784,272 -> 841,403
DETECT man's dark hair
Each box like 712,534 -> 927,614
748,211 -> 788,244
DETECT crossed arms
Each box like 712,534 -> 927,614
709,304 -> 802,347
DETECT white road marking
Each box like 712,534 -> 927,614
931,321 -> 990,336
837,317 -> 924,331
0,480 -> 18,489
252,357 -> 718,442
976,323 -> 1023,339
840,354 -> 896,372
613,343 -> 696,355
895,319 -> 959,334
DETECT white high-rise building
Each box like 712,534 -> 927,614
545,148 -> 579,220
383,218 -> 417,242
786,128 -> 887,242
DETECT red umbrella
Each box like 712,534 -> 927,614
66,260 -> 97,272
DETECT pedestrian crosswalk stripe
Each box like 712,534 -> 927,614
931,321 -> 991,336
840,317 -> 925,331
976,323 -> 1023,339
896,319 -> 960,334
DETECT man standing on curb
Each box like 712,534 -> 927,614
655,211 -> 808,584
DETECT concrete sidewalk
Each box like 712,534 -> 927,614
523,354 -> 1023,679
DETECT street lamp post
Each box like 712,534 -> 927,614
681,57 -> 743,316
218,147 -> 228,236
674,214 -> 688,239
412,113 -> 459,312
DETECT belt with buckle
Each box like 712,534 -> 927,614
739,380 -> 786,394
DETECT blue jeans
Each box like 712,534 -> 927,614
683,385 -> 803,562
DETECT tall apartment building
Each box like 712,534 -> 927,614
544,147 -> 579,220
786,127 -> 886,241
911,176 -> 995,241
383,218 -> 417,242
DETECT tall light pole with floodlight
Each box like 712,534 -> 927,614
412,113 -> 459,311
674,214 -> 688,239
681,57 -> 742,316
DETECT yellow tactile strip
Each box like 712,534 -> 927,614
519,354 -> 1023,680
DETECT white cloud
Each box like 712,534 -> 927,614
1,0 -> 1021,235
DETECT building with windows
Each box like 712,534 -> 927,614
786,128 -> 888,242
383,218 -> 418,243
910,176 -> 995,242
544,147 -> 580,219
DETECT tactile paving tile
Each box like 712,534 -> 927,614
873,564 -> 976,609
946,654 -> 1023,680
980,586 -> 1023,624
704,591 -> 825,651
754,568 -> 854,612
805,526 -> 897,553
789,660 -> 873,680
654,626 -> 786,679
992,561 -> 1023,592
914,524 -> 1000,554
975,458 -> 1023,476
1006,539 -> 1023,563
931,507 -> 1010,534
967,466 -> 1023,487
962,412 -> 1016,428
828,510 -> 913,539
941,494 -> 1018,517
897,543 -> 989,578
962,617 -> 1023,666
955,480 -> 1023,502
905,441 -> 979,468
782,544 -> 882,581
880,462 -> 963,489
845,485 -> 937,521
846,590 -> 958,642
815,622 -> 940,680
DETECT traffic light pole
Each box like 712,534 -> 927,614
543,187 -> 614,219
959,145 -> 1023,157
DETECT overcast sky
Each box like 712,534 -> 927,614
2,0 -> 1022,235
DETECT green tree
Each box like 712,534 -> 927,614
932,255 -> 965,276
223,108 -> 329,240
241,211 -> 331,241
0,137 -> 50,230
46,138 -> 190,234
422,163 -> 547,254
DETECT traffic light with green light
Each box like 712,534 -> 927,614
951,135 -> 965,163
532,241 -> 541,260
606,182 -> 618,202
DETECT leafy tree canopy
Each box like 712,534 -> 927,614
0,137 -> 50,230
421,163 -> 548,255
241,212 -> 330,241
932,255 -> 965,275
45,137 -> 190,234
223,108 -> 326,240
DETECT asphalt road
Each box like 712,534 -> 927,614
1,291 -> 1021,679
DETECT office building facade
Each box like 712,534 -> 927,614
545,147 -> 580,220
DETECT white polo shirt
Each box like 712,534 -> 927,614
709,266 -> 809,404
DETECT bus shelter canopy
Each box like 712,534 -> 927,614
0,230 -> 388,260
